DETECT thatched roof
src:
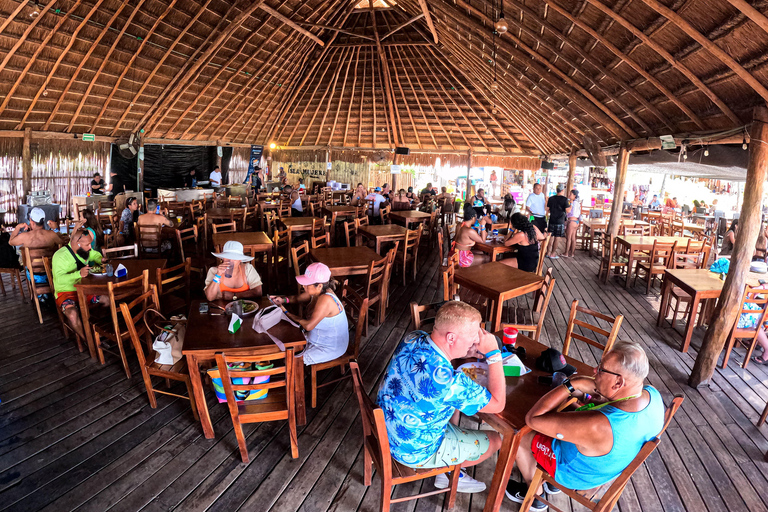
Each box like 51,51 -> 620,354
1,0 -> 767,155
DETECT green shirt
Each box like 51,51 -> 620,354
51,245 -> 102,297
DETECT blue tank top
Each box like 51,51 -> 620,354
551,385 -> 664,490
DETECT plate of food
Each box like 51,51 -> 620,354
225,299 -> 259,316
88,264 -> 106,276
457,362 -> 489,387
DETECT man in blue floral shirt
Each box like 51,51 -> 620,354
378,301 -> 506,493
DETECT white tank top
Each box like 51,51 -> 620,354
292,195 -> 303,212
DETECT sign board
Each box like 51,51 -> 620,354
81,133 -> 95,142
217,145 -> 223,158
391,164 -> 401,174
660,135 -> 676,150
327,161 -> 332,170
244,145 -> 264,184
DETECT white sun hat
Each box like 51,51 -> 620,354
211,241 -> 254,262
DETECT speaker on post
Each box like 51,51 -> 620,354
394,147 -> 410,155
541,161 -> 555,170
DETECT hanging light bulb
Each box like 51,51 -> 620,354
42,89 -> 48,96
704,148 -> 709,157
495,14 -> 508,34
491,107 -> 497,115
30,2 -> 40,17
490,80 -> 499,90
743,135 -> 748,150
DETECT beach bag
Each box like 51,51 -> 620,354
252,305 -> 302,351
144,309 -> 186,365
207,362 -> 274,402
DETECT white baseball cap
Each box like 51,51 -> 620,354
29,207 -> 46,224
211,241 -> 254,262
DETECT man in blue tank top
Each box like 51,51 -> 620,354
506,341 -> 665,510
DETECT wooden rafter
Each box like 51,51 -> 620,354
0,1 -> 33,38
391,46 -> 436,147
42,0 -> 132,131
327,46 -> 357,145
109,0 -> 216,135
388,47 -> 423,147
381,14 -> 424,40
725,0 -> 768,35
343,47 -> 361,147
303,48 -> 351,145
89,0 -> 180,133
370,3 -> 400,146
0,0 -> 57,78
583,0 -> 741,126
417,0 -> 438,44
295,22 -> 375,41
16,0 -> 109,129
638,0 -> 768,104
259,4 -> 325,46
287,49 -> 341,145
140,0 -> 262,136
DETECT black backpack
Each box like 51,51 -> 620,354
0,232 -> 21,269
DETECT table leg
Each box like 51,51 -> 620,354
657,275 -> 671,326
77,289 -> 97,359
376,237 -> 381,255
187,354 -> 214,438
294,353 -> 306,426
491,294 -> 504,332
483,429 -> 526,512
682,294 -> 701,353
625,247 -> 634,289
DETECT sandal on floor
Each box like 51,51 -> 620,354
750,356 -> 768,365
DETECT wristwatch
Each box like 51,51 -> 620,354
562,378 -> 575,394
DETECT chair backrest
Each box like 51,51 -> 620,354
650,240 -> 677,268
214,349 -> 295,423
562,299 -> 624,358
103,243 -> 138,260
442,252 -> 459,300
503,269 -> 556,341
403,225 -> 422,259
263,210 -> 275,235
536,234 -> 551,275
175,226 -> 198,262
311,232 -> 331,249
273,228 -> 290,261
22,246 -> 58,296
349,361 -> 393,483
437,230 -> 444,262
212,222 -> 237,234
410,301 -> 444,331
356,214 -> 369,228
340,284 -> 369,359
344,219 -> 359,247
291,241 -> 310,293
622,226 -> 643,236
365,253 -> 389,299
156,257 -> 191,304
104,270 -> 149,339
279,201 -> 291,218
589,209 -> 603,219
118,285 -> 162,368
312,217 -> 326,237
136,223 -> 163,253
380,205 -> 391,224
733,285 -> 768,335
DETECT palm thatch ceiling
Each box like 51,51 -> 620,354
1,0 -> 767,155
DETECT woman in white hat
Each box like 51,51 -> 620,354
270,262 -> 349,365
204,241 -> 263,301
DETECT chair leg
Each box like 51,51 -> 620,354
379,480 -> 392,512
311,366 -> 318,408
520,469 -> 545,511
743,334 -> 761,369
33,296 -> 43,324
143,371 -> 158,408
184,376 -> 200,421
233,422 -> 250,463
117,339 -> 131,379
17,270 -> 25,301
721,333 -> 737,368
447,466 -> 461,509
364,446 -> 373,486
758,402 -> 768,427
94,331 -> 107,366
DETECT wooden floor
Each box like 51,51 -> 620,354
1,247 -> 768,512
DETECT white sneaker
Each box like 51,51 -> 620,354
434,470 -> 487,493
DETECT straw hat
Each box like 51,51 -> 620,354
211,241 -> 254,262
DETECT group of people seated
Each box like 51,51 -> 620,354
378,301 -> 665,509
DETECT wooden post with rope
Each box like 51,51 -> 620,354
606,144 -> 629,239
566,147 -> 577,194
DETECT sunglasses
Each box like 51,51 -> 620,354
597,366 -> 623,378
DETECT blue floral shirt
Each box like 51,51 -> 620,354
377,331 -> 491,465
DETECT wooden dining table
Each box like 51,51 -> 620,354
480,333 -> 594,512
390,209 -> 431,228
75,258 -> 167,359
278,216 -> 315,234
615,235 -> 690,288
310,246 -> 381,276
657,268 -> 764,352
453,261 -> 545,331
474,238 -> 515,261
184,298 -> 307,439
580,219 -> 650,256
358,224 -> 409,254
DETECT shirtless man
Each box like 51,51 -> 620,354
452,207 -> 492,267
9,207 -> 63,250
137,199 -> 173,252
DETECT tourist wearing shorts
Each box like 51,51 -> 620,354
377,301 -> 505,493
546,184 -> 570,259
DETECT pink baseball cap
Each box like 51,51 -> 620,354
296,262 -> 332,286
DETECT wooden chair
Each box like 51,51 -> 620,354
92,271 -> 149,378
562,299 -> 624,358
156,258 -> 191,316
290,241 -> 310,295
22,246 -> 59,323
633,240 -> 677,294
0,264 -> 25,300
135,224 -> 166,257
119,286 -> 199,421
597,234 -> 628,284
278,201 -> 291,218
502,268 -> 556,342
361,253 -> 389,335
42,257 -> 85,352
311,232 -> 331,249
535,233 -> 551,276
215,349 -> 298,462
344,219 -> 360,247
519,395 -> 684,512
211,221 -> 237,235
310,284 -> 369,408
398,225 -> 422,285
349,361 -> 461,512
379,204 -> 391,224
621,225 -> 643,236
721,285 -> 768,369
409,301 -> 444,331
103,244 -> 138,260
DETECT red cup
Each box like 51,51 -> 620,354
503,327 -> 518,346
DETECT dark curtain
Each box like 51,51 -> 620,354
110,144 -> 235,194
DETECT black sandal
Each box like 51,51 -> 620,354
750,356 -> 768,365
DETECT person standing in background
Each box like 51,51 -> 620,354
90,173 -> 105,195
184,168 -> 198,188
209,166 -> 222,188
108,170 -> 124,200
525,183 -> 547,233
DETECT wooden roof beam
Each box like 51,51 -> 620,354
370,4 -> 400,146
583,0 -> 741,126
259,4 -> 324,47
388,47 -> 423,147
326,47 -> 357,145
295,22 -> 376,41
381,13 -> 424,40
0,1 -> 33,38
638,0 -> 768,105
392,46 -> 443,148
725,0 -> 768,35
417,0 -> 438,44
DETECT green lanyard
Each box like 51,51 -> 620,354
574,392 -> 642,412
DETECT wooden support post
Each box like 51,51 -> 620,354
216,139 -> 222,183
137,136 -> 145,193
325,147 -> 331,182
689,106 -> 768,387
391,152 -> 399,192
566,147 -> 577,194
22,127 -> 32,200
606,144 -> 629,239
465,149 -> 473,202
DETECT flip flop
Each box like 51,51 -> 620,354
750,356 -> 768,365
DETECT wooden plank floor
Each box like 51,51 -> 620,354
1,248 -> 767,512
